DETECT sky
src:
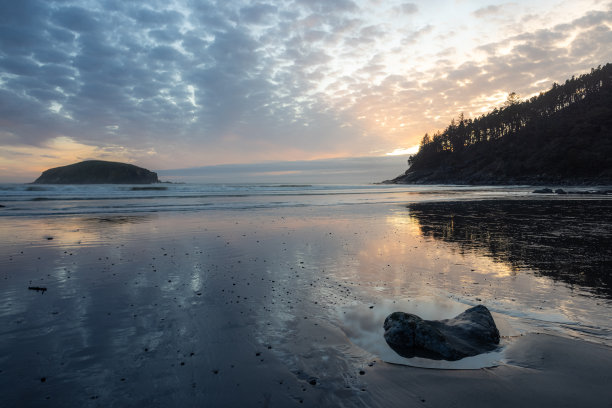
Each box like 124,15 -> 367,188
156,155 -> 412,183
1,0 -> 611,182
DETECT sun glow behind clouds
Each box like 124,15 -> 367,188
0,0 -> 610,179
0,136 -> 153,182
386,146 -> 420,156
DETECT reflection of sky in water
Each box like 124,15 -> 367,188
406,200 -> 612,298
1,204 -> 611,404
0,215 -> 154,253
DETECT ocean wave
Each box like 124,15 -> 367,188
0,183 -> 541,217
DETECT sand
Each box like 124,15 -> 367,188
366,333 -> 612,407
1,204 -> 611,407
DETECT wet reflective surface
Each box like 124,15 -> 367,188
1,199 -> 611,406
407,199 -> 612,299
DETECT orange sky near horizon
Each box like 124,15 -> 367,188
1,0 -> 611,182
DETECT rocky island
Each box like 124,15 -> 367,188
386,64 -> 612,185
33,160 -> 159,184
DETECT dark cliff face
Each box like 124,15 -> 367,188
33,160 -> 159,184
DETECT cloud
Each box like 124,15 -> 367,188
397,3 -> 418,15
295,0 -> 359,14
157,155 -> 410,183
53,6 -> 101,32
472,5 -> 503,18
402,24 -> 433,45
149,45 -> 185,61
129,7 -> 184,26
240,3 -> 278,25
0,0 -> 611,177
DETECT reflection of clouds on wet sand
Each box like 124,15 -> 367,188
1,204 -> 612,406
0,215 -> 154,253
406,200 -> 612,298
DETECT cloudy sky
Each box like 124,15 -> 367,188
1,0 -> 611,182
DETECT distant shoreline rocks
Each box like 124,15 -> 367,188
33,160 -> 159,184
532,187 -> 612,195
384,171 -> 612,186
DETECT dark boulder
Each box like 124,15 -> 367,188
383,305 -> 500,361
532,188 -> 553,194
33,160 -> 159,184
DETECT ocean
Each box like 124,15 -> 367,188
0,183 -> 541,217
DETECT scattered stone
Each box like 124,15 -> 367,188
383,304 -> 500,361
28,286 -> 47,293
532,188 -> 553,194
570,189 -> 610,195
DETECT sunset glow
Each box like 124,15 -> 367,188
386,146 -> 420,156
1,0 -> 611,181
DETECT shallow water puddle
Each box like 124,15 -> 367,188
337,296 -> 515,369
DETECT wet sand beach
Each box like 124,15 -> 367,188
1,199 -> 612,407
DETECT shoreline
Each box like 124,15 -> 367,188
384,176 -> 612,187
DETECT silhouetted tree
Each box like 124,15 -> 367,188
398,63 -> 612,184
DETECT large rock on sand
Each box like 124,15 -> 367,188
383,305 -> 500,361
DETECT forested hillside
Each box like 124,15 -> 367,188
388,64 -> 612,185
